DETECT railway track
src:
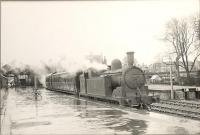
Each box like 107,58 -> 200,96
150,100 -> 200,120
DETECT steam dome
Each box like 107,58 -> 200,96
111,59 -> 122,70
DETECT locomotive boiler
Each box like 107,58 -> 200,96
46,52 -> 156,107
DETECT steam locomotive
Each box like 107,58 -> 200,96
46,52 -> 157,107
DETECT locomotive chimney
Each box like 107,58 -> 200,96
127,51 -> 134,67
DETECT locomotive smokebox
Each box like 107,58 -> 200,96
127,51 -> 134,67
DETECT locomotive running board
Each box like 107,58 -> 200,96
80,93 -> 119,104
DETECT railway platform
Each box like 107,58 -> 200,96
147,84 -> 200,91
147,84 -> 200,100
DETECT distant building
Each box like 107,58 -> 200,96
148,62 -> 176,73
18,74 -> 28,86
148,61 -> 200,73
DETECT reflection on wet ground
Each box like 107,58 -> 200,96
1,87 -> 200,135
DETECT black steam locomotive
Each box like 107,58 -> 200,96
46,52 -> 157,107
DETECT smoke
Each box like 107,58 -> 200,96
39,53 -> 107,86
2,53 -> 108,87
41,53 -> 107,74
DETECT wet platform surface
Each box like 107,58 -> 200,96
1,88 -> 200,135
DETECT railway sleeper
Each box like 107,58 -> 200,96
150,104 -> 200,118
161,100 -> 200,105
160,101 -> 200,109
151,107 -> 200,120
152,103 -> 200,113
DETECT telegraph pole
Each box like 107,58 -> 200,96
163,56 -> 174,100
0,0 -> 1,78
169,59 -> 174,99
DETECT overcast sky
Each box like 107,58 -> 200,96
1,0 -> 199,70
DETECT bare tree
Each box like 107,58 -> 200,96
164,18 -> 200,84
